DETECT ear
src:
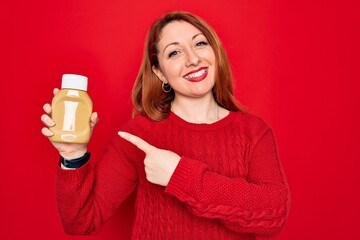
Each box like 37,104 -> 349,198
152,66 -> 168,83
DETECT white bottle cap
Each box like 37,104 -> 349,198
61,74 -> 88,91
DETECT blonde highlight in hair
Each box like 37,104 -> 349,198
132,11 -> 245,121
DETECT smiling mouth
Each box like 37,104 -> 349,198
183,67 -> 208,82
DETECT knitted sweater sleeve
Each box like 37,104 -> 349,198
56,133 -> 138,235
165,128 -> 290,238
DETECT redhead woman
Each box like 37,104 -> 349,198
41,11 -> 290,239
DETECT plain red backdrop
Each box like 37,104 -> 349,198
1,1 -> 359,239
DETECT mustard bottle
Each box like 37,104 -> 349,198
49,74 -> 93,143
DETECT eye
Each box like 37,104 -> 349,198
168,51 -> 179,58
195,41 -> 208,47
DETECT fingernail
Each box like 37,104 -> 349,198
48,119 -> 55,126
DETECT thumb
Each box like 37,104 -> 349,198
90,112 -> 99,128
53,88 -> 60,95
118,131 -> 154,153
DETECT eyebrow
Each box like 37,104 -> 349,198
162,33 -> 205,53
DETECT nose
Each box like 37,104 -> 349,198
185,49 -> 201,67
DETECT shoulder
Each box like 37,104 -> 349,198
234,111 -> 270,127
118,114 -> 163,140
108,114 -> 160,153
231,111 -> 273,141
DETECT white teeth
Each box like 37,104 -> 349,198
184,69 -> 207,80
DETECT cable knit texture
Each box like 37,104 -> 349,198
56,111 -> 290,239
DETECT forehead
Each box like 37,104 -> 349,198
158,21 -> 203,44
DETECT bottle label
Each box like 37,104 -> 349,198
63,101 -> 79,131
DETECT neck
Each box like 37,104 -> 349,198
171,94 -> 220,124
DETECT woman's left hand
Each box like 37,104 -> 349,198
118,131 -> 181,186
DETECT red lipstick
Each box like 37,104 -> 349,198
183,67 -> 208,82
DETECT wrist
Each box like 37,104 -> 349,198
60,152 -> 91,169
60,149 -> 87,160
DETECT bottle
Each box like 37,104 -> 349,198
49,74 -> 93,143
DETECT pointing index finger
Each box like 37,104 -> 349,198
118,131 -> 153,153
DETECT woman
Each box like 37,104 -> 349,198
41,11 -> 290,239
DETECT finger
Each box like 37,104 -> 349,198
118,131 -> 154,153
41,113 -> 55,127
41,127 -> 54,137
43,103 -> 52,115
53,88 -> 60,95
90,112 -> 99,128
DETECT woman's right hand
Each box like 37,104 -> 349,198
41,88 -> 99,160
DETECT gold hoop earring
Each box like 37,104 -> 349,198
162,82 -> 172,93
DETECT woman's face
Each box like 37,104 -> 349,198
153,21 -> 216,99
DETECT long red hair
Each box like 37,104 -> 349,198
132,11 -> 246,121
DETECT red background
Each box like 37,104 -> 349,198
1,1 -> 359,239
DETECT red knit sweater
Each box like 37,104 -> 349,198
56,111 -> 290,239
